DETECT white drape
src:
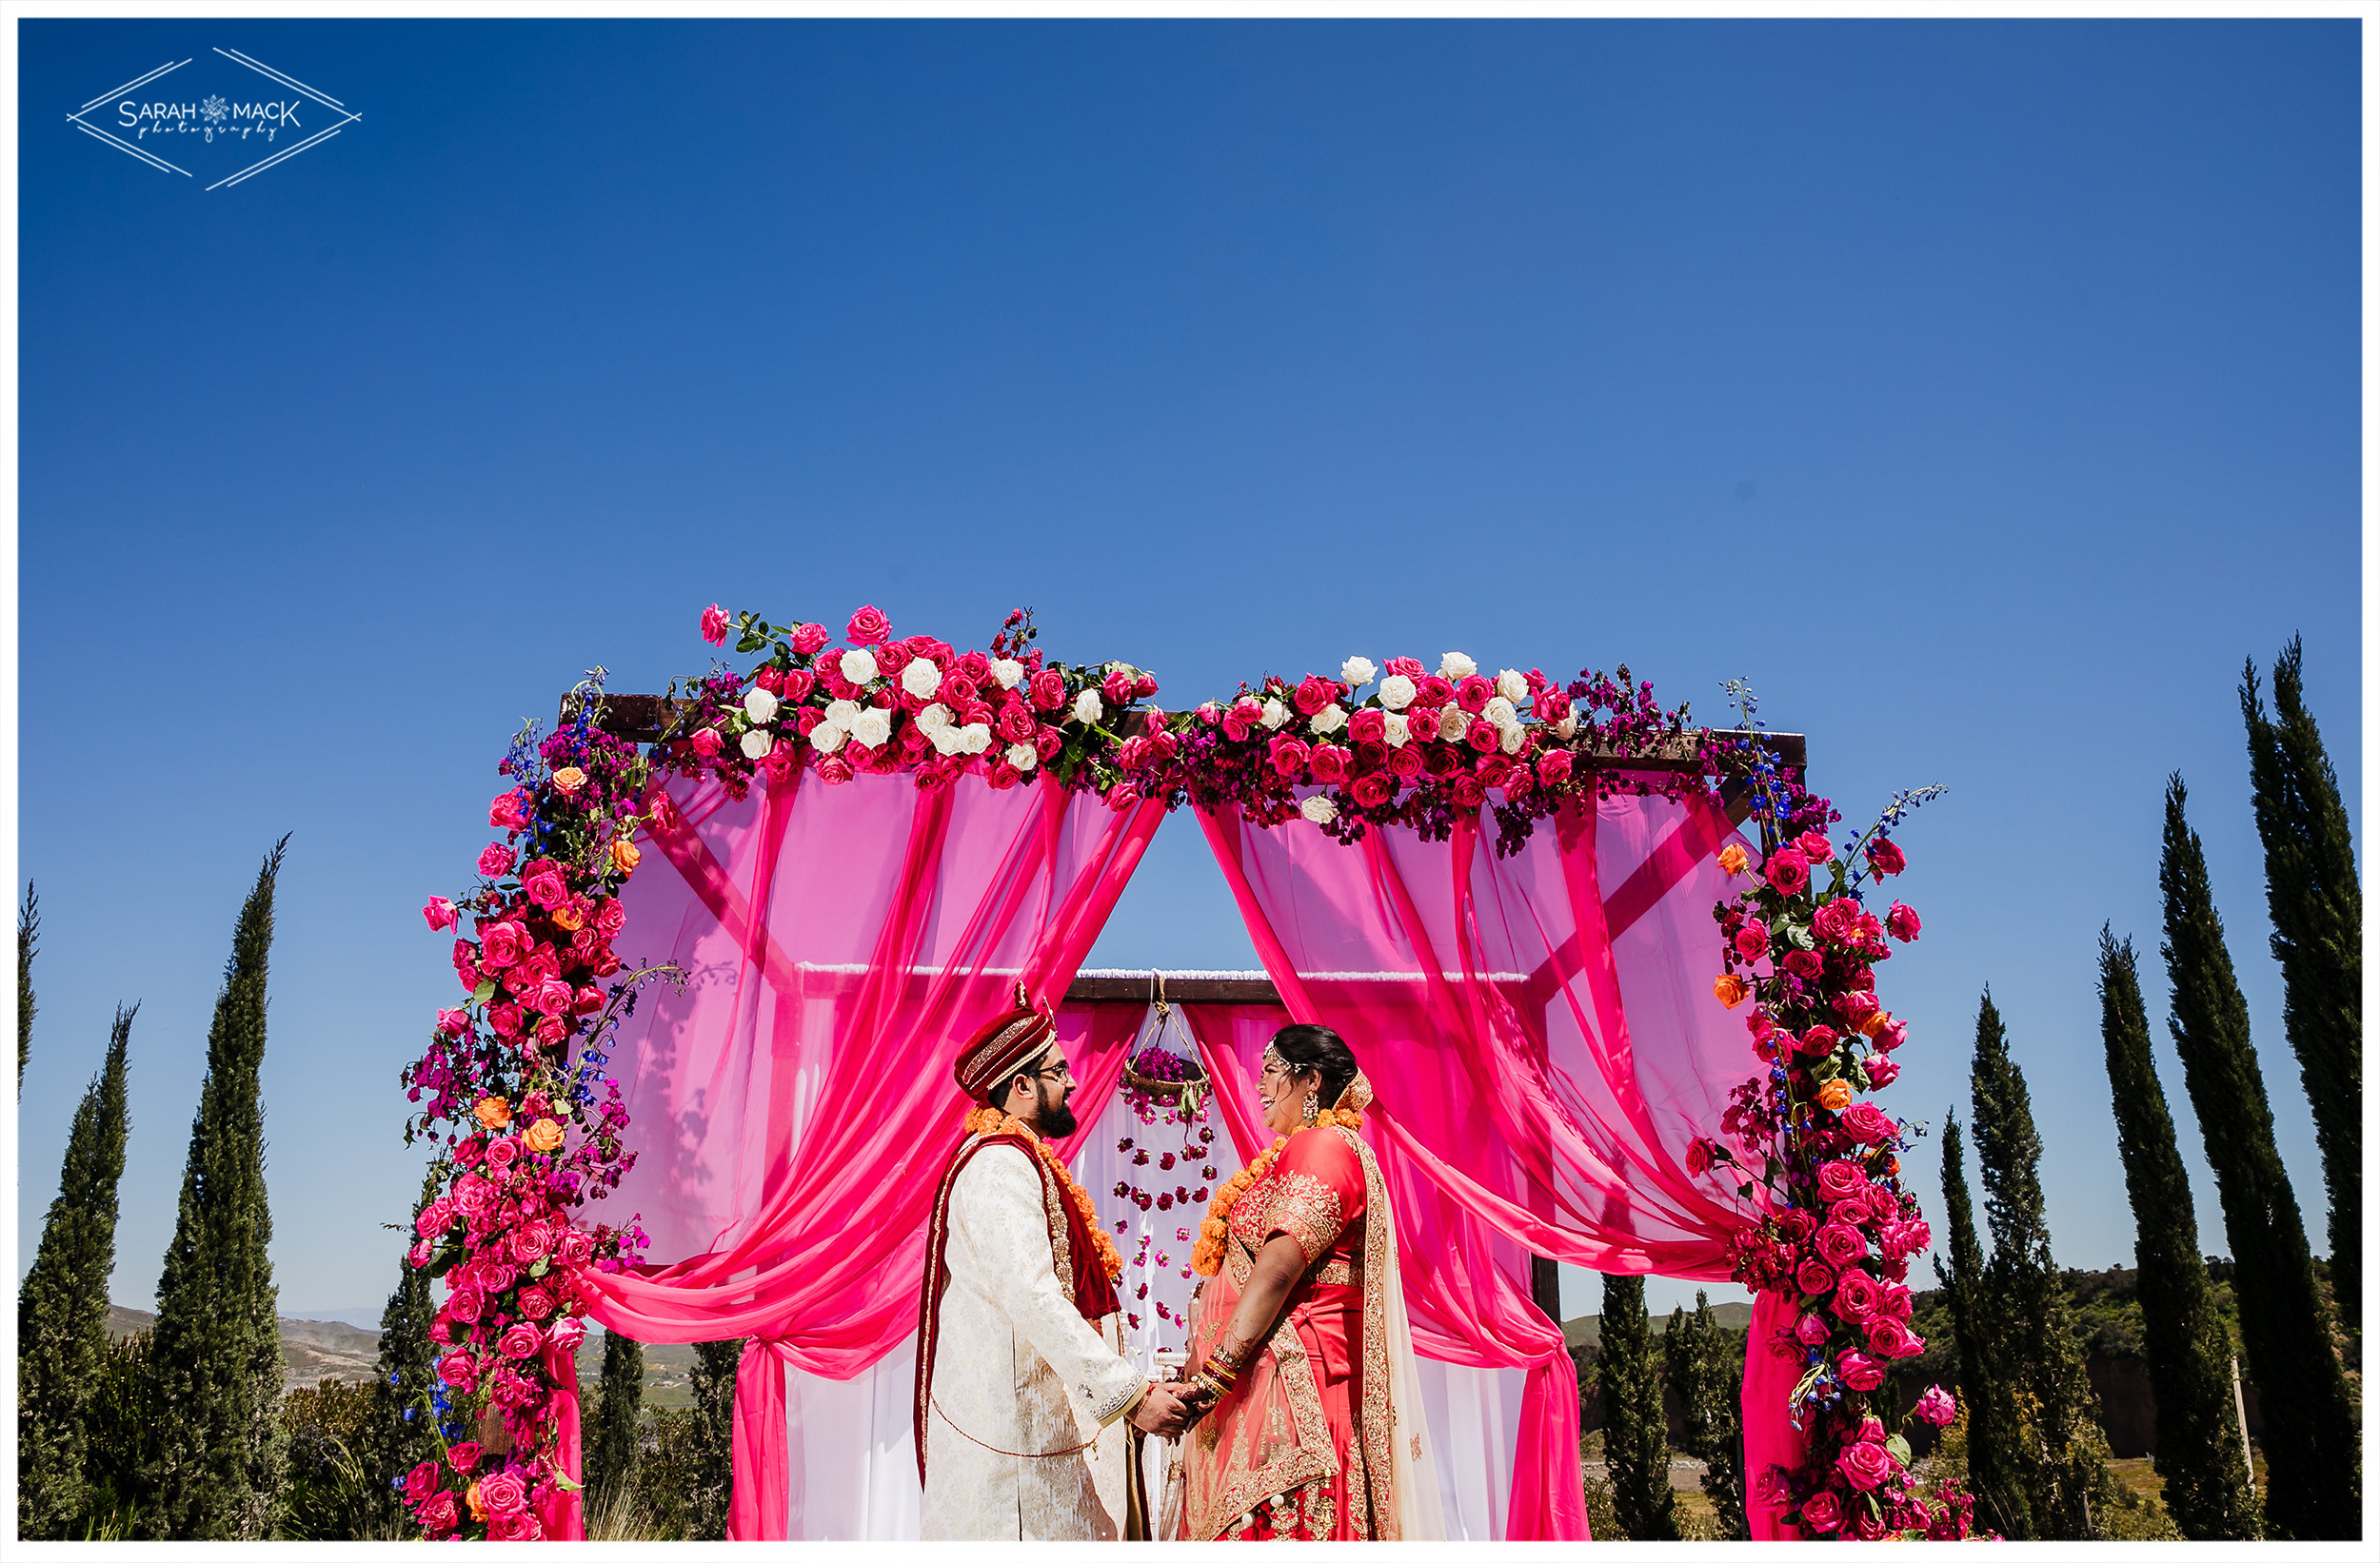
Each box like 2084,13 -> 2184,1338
778,1006 -> 1527,1538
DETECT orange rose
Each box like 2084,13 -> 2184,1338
1816,1078 -> 1854,1112
610,838 -> 642,876
552,766 -> 588,795
474,1096 -> 512,1131
466,1480 -> 487,1522
524,1118 -> 565,1156
1859,1010 -> 1892,1039
551,902 -> 585,932
1718,842 -> 1750,877
1713,973 -> 1751,1008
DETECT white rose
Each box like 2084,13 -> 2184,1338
1554,714 -> 1579,740
901,658 -> 942,700
929,723 -> 967,756
1483,696 -> 1517,728
740,728 -> 774,760
812,722 -> 849,754
849,707 -> 892,749
1073,688 -> 1104,725
743,686 -> 780,725
1378,674 -> 1416,711
1438,651 -> 1478,681
1308,704 -> 1348,737
1005,742 -> 1039,771
1382,711 -> 1411,748
960,723 -> 993,755
990,658 -> 1026,690
1260,699 -> 1289,730
1300,795 -> 1339,824
1496,669 -> 1528,702
842,647 -> 880,684
915,702 -> 952,735
1438,705 -> 1471,742
1340,656 -> 1378,688
1500,723 -> 1525,754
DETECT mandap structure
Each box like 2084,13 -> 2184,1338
397,603 -> 1973,1542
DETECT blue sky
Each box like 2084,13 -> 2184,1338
14,18 -> 2359,1328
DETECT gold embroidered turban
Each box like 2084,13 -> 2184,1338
953,990 -> 1059,1104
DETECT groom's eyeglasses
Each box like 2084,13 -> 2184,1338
1032,1062 -> 1074,1083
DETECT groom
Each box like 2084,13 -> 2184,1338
914,992 -> 1195,1539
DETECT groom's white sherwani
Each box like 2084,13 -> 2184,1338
915,1132 -> 1145,1539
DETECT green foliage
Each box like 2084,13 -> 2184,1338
18,880 -> 37,1094
2241,639 -> 2360,1343
278,1379 -> 377,1540
1935,1108 -> 2026,1537
359,1168 -> 445,1534
684,1340 -> 743,1540
2161,777 -> 2360,1538
1969,991 -> 2118,1538
1595,1273 -> 1680,1539
16,1003 -> 135,1538
134,841 -> 290,1539
79,1329 -> 152,1534
1662,1292 -> 1748,1540
2097,927 -> 2261,1538
585,1328 -> 645,1512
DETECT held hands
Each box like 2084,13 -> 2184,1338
1128,1381 -> 1198,1439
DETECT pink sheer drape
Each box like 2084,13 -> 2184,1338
554,769 -> 1160,1540
1196,789 -> 1773,1537
1184,1003 -> 1590,1541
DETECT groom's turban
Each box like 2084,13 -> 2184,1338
954,992 -> 1058,1103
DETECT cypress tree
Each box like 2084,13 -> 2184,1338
19,880 -> 37,1094
2241,640 -> 2360,1339
684,1340 -> 743,1540
362,1168 -> 444,1534
585,1327 -> 645,1514
2160,777 -> 2358,1538
1596,1272 -> 1680,1539
2096,927 -> 2260,1537
134,841 -> 290,1539
17,1003 -> 136,1537
1969,990 -> 2115,1539
1935,1109 -> 2027,1538
1663,1293 -> 1748,1540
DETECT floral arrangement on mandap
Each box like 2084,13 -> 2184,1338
1695,693 -> 1974,1541
396,602 -> 1954,1540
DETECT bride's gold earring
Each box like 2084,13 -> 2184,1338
1301,1092 -> 1319,1126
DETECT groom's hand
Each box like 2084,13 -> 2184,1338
1128,1382 -> 1195,1438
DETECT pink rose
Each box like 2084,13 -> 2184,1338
1347,707 -> 1387,743
1835,1350 -> 1886,1391
1450,773 -> 1487,808
558,1228 -> 596,1266
444,1286 -> 485,1323
488,1003 -> 523,1038
499,1322 -> 544,1359
1536,749 -> 1575,787
1888,901 -> 1922,942
700,603 -> 731,645
1027,668 -> 1067,711
1866,1314 -> 1916,1357
1794,1311 -> 1831,1346
845,604 -> 891,645
1833,1273 -> 1883,1323
1267,734 -> 1311,779
489,1509 -> 542,1541
405,1458 -> 443,1502
417,1490 -> 460,1534
416,1197 -> 457,1237
484,1137 -> 520,1174
478,842 -> 515,878
509,1223 -> 555,1264
1795,1258 -> 1835,1296
1782,948 -> 1823,979
1840,1102 -> 1896,1145
547,1316 -> 587,1353
517,1286 -> 554,1320
1795,829 -> 1835,862
448,1439 -> 484,1474
1865,1183 -> 1903,1225
1535,687 -> 1572,722
1837,1438 -> 1899,1492
530,977 -> 574,1015
1293,675 -> 1340,715
1866,838 -> 1906,877
1816,1222 -> 1869,1271
422,897 -> 458,932
1815,1160 -> 1866,1203
453,1175 -> 495,1218
690,727 -> 723,759
437,1350 -> 479,1388
1915,1384 -> 1956,1426
1799,1490 -> 1844,1533
525,871 -> 568,909
479,1469 -> 530,1514
1349,773 -> 1396,809
1814,899 -> 1860,945
1735,920 -> 1770,960
1309,744 -> 1351,782
1465,717 -> 1499,753
1874,1018 -> 1909,1053
1765,848 -> 1810,895
408,1239 -> 432,1269
479,921 -> 527,970
789,622 -> 829,655
436,1007 -> 469,1038
1101,668 -> 1136,708
1865,1055 -> 1901,1089
489,789 -> 532,831
1797,1023 -> 1839,1057
1454,675 -> 1494,713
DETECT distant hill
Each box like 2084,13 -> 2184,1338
1561,1300 -> 1754,1355
106,1305 -> 383,1393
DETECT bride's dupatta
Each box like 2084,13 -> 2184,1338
1181,1076 -> 1444,1541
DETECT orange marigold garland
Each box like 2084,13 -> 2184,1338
1190,1109 -> 1364,1276
962,1106 -> 1122,1282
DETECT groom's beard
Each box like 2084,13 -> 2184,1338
1034,1078 -> 1078,1139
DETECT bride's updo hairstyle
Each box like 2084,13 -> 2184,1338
1270,1024 -> 1359,1109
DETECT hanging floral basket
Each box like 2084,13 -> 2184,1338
1121,1045 -> 1209,1118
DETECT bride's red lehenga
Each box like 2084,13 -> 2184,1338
1180,1121 -> 1404,1541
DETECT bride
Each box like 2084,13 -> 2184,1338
1175,1025 -> 1442,1541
